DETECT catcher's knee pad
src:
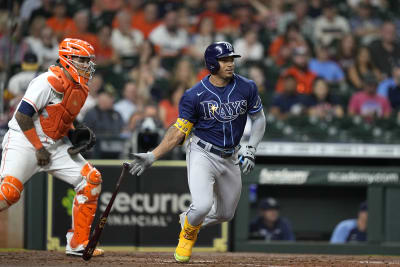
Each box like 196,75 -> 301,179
70,163 -> 102,248
0,176 -> 23,212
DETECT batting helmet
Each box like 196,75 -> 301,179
204,41 -> 241,74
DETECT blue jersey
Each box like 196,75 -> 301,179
178,74 -> 263,148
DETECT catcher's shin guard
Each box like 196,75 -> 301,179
0,176 -> 23,212
68,163 -> 102,251
174,216 -> 202,263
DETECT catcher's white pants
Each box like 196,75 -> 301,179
0,129 -> 87,187
185,136 -> 242,227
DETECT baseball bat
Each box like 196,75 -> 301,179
82,162 -> 131,261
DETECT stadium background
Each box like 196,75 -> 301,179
1,0 -> 400,265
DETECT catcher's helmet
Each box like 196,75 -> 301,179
204,41 -> 241,74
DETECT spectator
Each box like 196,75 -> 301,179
88,0 -> 117,33
336,34 -> 358,74
278,0 -> 314,41
83,86 -> 124,137
29,26 -> 58,69
309,44 -> 345,83
248,65 -> 269,106
171,58 -> 197,89
111,10 -> 144,69
65,9 -> 99,51
114,81 -> 139,124
348,46 -> 381,90
369,21 -> 400,78
330,201 -> 368,243
386,70 -> 400,115
233,29 -> 264,66
275,46 -> 317,94
77,73 -> 103,122
313,1 -> 350,46
188,17 -> 225,61
131,2 -> 161,39
348,74 -> 392,120
135,104 -> 164,153
269,22 -> 306,67
95,25 -> 115,69
29,0 -> 53,24
305,78 -> 344,119
349,2 -> 382,44
378,64 -> 400,98
159,83 -> 185,129
46,0 -> 73,42
198,0 -> 232,34
149,9 -> 189,60
24,16 -> 46,53
249,197 -> 295,241
7,52 -> 41,98
270,74 -> 307,120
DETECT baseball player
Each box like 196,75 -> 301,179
129,41 -> 266,263
0,38 -> 103,257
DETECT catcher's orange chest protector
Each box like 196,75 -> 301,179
40,66 -> 88,140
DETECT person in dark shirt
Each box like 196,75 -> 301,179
249,197 -> 295,241
270,74 -> 307,120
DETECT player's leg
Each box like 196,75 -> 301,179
175,140 -> 217,263
202,156 -> 242,227
46,142 -> 103,256
0,130 -> 40,211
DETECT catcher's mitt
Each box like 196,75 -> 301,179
67,125 -> 96,155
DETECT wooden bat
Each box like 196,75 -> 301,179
82,162 -> 131,261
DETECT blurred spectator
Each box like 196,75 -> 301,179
278,0 -> 314,41
111,10 -> 144,69
188,17 -> 225,61
309,44 -> 345,83
308,0 -> 323,18
171,58 -> 197,89
305,78 -> 344,119
270,74 -> 307,120
233,29 -> 264,66
313,1 -> 350,46
336,34 -> 358,74
0,21 -> 29,71
95,25 -> 115,68
46,0 -> 73,42
19,0 -> 42,23
348,46 -> 381,89
29,0 -> 53,24
275,46 -> 317,94
159,83 -> 185,129
198,0 -> 232,34
378,64 -> 400,98
249,197 -> 295,241
29,26 -> 58,69
88,0 -> 118,33
248,65 -> 269,106
385,68 -> 400,115
270,22 -> 304,67
24,16 -> 46,53
369,21 -> 400,78
347,0 -> 388,10
135,104 -> 164,153
348,74 -> 391,120
250,0 -> 284,35
65,9 -> 99,51
114,81 -> 139,124
149,9 -> 189,60
77,73 -> 103,122
131,2 -> 161,38
7,52 -> 41,98
330,201 -> 368,243
83,86 -> 124,137
349,3 -> 382,44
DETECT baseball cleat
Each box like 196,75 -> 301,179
65,231 -> 104,257
174,216 -> 201,263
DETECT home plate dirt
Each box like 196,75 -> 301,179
1,251 -> 400,266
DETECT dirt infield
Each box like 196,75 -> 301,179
1,251 -> 400,267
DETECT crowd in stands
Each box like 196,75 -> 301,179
2,0 -> 400,158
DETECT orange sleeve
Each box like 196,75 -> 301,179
23,128 -> 43,150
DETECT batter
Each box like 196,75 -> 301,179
0,38 -> 103,257
129,41 -> 266,263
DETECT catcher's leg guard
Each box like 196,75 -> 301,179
0,176 -> 23,212
66,163 -> 103,256
174,216 -> 202,263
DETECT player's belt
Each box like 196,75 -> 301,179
196,140 -> 236,159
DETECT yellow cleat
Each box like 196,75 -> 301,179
174,216 -> 201,263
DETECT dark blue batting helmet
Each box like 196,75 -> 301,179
204,41 -> 241,74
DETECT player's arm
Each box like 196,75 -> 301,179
15,101 -> 51,166
248,109 -> 266,148
128,118 -> 193,176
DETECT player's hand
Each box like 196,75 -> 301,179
36,147 -> 51,166
129,152 -> 156,176
235,145 -> 256,175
